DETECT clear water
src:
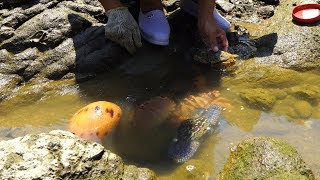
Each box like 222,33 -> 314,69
0,43 -> 319,179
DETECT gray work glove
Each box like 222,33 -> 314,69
105,7 -> 142,54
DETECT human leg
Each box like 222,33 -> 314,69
180,0 -> 231,32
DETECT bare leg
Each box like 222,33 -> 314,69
140,0 -> 163,12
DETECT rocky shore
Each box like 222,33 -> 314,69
0,0 -> 319,104
0,0 -> 319,179
0,130 -> 156,179
0,130 -> 314,179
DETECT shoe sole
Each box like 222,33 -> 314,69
140,30 -> 169,46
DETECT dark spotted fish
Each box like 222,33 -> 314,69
168,105 -> 222,163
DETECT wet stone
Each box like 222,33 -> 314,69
258,5 -> 275,18
0,49 -> 12,63
0,13 -> 28,28
0,130 -> 156,179
12,47 -> 40,61
217,137 -> 315,180
216,0 -> 235,13
291,100 -> 313,119
57,1 -> 105,17
0,26 -> 15,42
0,73 -> 22,100
239,88 -> 276,110
42,63 -> 70,80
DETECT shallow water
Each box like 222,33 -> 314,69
0,43 -> 319,179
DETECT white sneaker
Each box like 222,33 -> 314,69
139,10 -> 170,46
180,0 -> 231,32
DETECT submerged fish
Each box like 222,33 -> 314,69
168,105 -> 222,163
68,101 -> 122,142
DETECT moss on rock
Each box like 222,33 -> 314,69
123,165 -> 157,180
239,88 -> 276,110
217,137 -> 314,180
223,60 -> 303,89
273,96 -> 313,122
288,84 -> 320,105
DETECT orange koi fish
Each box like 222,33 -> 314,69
68,101 -> 122,142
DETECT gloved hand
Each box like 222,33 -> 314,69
105,7 -> 142,54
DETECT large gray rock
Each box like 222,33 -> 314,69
0,130 -> 156,179
253,0 -> 320,70
0,0 -> 126,102
217,137 -> 315,180
1,7 -> 96,52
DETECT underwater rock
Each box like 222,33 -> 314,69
239,88 -> 276,110
123,165 -> 157,180
224,61 -> 304,89
0,77 -> 78,112
0,130 -> 156,179
68,101 -> 122,142
168,105 -> 222,163
217,137 -> 315,180
163,159 -> 213,179
288,84 -> 320,105
273,96 -> 314,122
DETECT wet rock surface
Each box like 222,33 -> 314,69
217,137 -> 315,180
0,130 -> 156,179
250,0 -> 320,70
0,0 -> 126,102
1,0 -> 318,103
222,60 -> 320,123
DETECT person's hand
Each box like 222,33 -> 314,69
198,14 -> 228,52
105,7 -> 142,54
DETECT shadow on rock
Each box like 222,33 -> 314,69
69,13 -> 128,82
255,32 -> 278,57
228,29 -> 278,60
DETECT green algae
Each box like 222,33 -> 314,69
269,172 -> 309,180
239,88 -> 276,110
224,60 -> 304,89
273,96 -> 314,123
217,137 -> 315,180
288,84 -> 320,106
220,59 -> 320,123
123,165 -> 157,180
